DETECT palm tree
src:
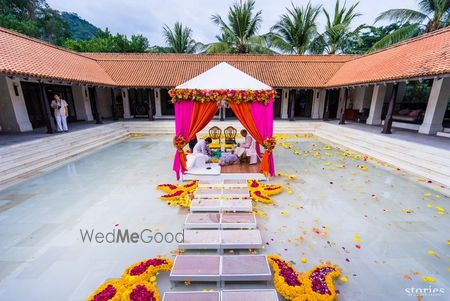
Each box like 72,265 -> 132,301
371,0 -> 450,51
162,22 -> 199,53
211,0 -> 267,53
271,2 -> 322,54
311,0 -> 365,54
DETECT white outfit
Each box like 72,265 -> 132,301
51,99 -> 69,132
193,140 -> 211,156
189,139 -> 212,170
235,135 -> 258,164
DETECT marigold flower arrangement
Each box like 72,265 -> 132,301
156,181 -> 198,207
121,282 -> 159,301
121,257 -> 173,287
268,255 -> 340,301
247,180 -> 283,204
262,136 -> 277,153
168,88 -> 276,104
86,279 -> 124,301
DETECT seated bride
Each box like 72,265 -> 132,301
234,129 -> 258,164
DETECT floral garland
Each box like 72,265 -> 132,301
268,255 -> 340,301
87,257 -> 173,301
263,136 -> 277,153
168,89 -> 276,105
247,180 -> 283,204
121,257 -> 173,287
173,135 -> 186,150
122,283 -> 159,301
86,279 -> 124,301
156,181 -> 197,207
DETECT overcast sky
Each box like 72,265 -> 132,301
47,0 -> 419,46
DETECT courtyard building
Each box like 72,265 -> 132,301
0,26 -> 449,137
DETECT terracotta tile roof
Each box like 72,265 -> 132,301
1,25 -> 449,89
92,55 -> 350,88
0,27 -> 115,85
326,27 -> 450,87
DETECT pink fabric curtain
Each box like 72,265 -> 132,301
250,97 -> 275,176
172,101 -> 194,179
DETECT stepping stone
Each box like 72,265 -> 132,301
178,230 -> 220,249
221,289 -> 279,301
221,212 -> 256,229
221,199 -> 252,212
198,180 -> 223,188
221,255 -> 271,281
170,255 -> 220,282
178,229 -> 262,250
195,188 -> 223,198
184,213 -> 221,228
163,291 -> 220,301
222,187 -> 250,198
190,199 -> 222,212
223,179 -> 248,187
220,229 -> 262,250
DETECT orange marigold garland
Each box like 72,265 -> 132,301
121,282 -> 159,301
247,180 -> 283,204
121,257 -> 173,287
169,88 -> 276,105
156,181 -> 197,207
86,279 -> 124,301
268,255 -> 340,301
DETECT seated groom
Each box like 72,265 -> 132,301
234,129 -> 258,164
186,137 -> 213,171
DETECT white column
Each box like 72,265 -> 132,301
71,85 -> 93,121
154,88 -> 162,118
367,85 -> 387,125
121,88 -> 131,119
311,89 -> 326,119
0,76 -> 32,132
280,89 -> 289,119
419,77 -> 450,134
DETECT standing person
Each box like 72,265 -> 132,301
50,94 -> 69,132
235,129 -> 258,164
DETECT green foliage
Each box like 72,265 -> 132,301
311,0 -> 365,54
162,22 -> 199,53
271,1 -> 321,54
0,0 -> 71,45
372,0 -> 450,50
210,0 -> 271,53
64,29 -> 149,52
60,12 -> 99,40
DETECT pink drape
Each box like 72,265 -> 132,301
250,97 -> 275,176
172,101 -> 194,179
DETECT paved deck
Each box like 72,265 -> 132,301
0,119 -> 448,151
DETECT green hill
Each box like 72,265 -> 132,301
61,12 -> 100,40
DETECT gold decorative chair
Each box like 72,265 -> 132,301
208,126 -> 222,149
224,126 -> 237,151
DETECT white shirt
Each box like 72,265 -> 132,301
193,140 -> 211,156
51,99 -> 68,117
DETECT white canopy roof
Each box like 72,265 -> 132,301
176,62 -> 272,90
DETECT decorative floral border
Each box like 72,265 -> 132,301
121,282 -> 159,301
87,257 -> 173,301
86,279 -> 124,301
169,89 -> 276,104
121,258 -> 173,287
268,255 -> 340,301
156,181 -> 198,207
247,180 -> 283,204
